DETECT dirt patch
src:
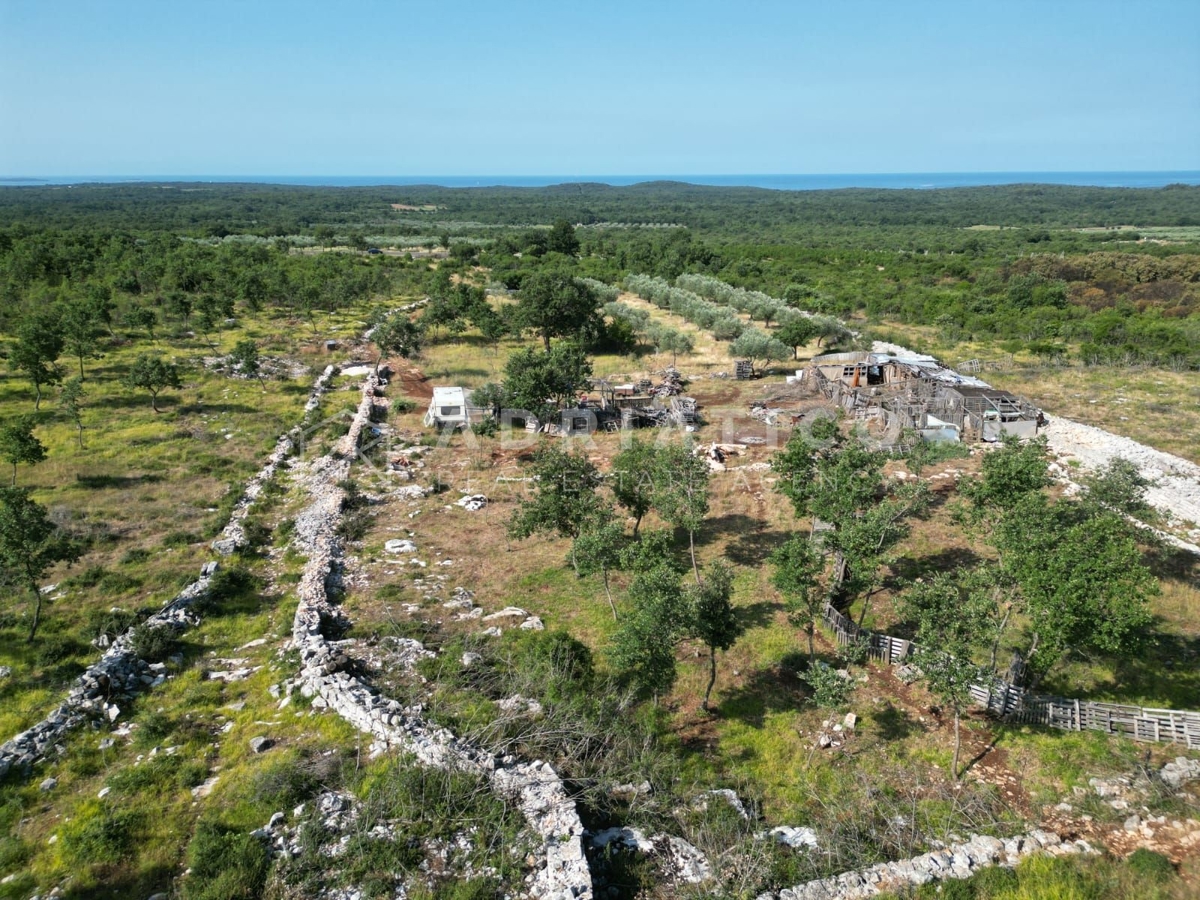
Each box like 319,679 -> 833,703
389,361 -> 434,400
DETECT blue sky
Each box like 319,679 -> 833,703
1,0 -> 1197,175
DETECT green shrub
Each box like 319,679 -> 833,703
799,662 -> 852,709
163,530 -> 203,547
183,821 -> 271,900
1126,848 -> 1175,883
249,759 -> 320,810
193,566 -> 258,616
120,547 -> 152,565
131,623 -> 179,662
85,607 -> 139,642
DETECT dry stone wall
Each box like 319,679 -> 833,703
0,363 -> 340,780
759,829 -> 1096,900
0,572 -> 212,779
288,371 -> 593,900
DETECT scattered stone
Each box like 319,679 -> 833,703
520,616 -> 545,631
482,607 -> 529,622
1160,756 -> 1200,789
385,539 -> 418,554
39,777 -> 57,792
768,825 -> 819,849
249,736 -> 275,754
455,494 -> 488,511
695,788 -> 749,820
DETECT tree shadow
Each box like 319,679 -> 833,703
75,473 -> 165,489
734,600 -> 778,632
724,527 -> 790,567
1047,623 -> 1200,710
889,547 -> 983,584
871,701 -> 925,742
960,732 -> 999,776
714,650 -> 815,728
696,513 -> 768,548
1144,542 -> 1200,582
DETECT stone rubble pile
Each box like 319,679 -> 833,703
757,830 -> 1096,900
1161,756 -> 1200,789
288,370 -> 593,900
588,827 -> 713,884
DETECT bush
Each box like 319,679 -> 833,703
799,662 -> 852,709
120,547 -> 152,565
193,566 -> 258,616
163,530 -> 202,547
183,821 -> 271,900
131,623 -> 179,662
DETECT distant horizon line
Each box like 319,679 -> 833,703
5,169 -> 1199,177
3,170 -> 1198,191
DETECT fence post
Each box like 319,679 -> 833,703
1074,699 -> 1081,731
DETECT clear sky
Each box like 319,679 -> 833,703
1,0 -> 1197,176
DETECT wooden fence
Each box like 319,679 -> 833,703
819,604 -> 1200,749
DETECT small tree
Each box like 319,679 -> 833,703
610,439 -> 659,536
770,533 -> 826,659
546,220 -> 581,256
573,513 -> 626,619
124,354 -> 182,412
59,377 -> 86,450
123,305 -> 158,341
9,311 -> 64,410
0,487 -> 80,641
652,443 -> 710,583
995,495 -> 1155,687
229,339 -> 267,389
688,560 -> 743,711
776,316 -> 818,360
509,445 -> 604,572
1081,456 -> 1155,519
371,312 -> 424,372
503,343 -> 593,422
60,297 -> 103,380
899,573 -> 993,781
0,417 -> 46,485
609,562 -> 689,698
516,272 -> 602,351
729,329 -> 790,375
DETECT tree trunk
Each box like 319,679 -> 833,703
27,580 -> 42,642
952,708 -> 962,781
632,514 -> 642,538
34,382 -> 42,410
78,355 -> 85,380
150,392 -> 160,413
988,606 -> 1012,674
602,568 -> 617,620
76,423 -> 85,451
807,624 -> 815,660
689,529 -> 700,585
702,645 -> 717,711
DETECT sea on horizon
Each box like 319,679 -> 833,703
2,172 -> 1199,190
